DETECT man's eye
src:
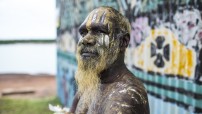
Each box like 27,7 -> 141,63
80,31 -> 88,37
93,30 -> 103,35
95,30 -> 101,33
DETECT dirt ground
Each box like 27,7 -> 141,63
0,74 -> 56,99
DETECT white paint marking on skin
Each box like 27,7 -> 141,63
102,34 -> 105,45
92,11 -> 98,22
79,36 -> 83,42
119,88 -> 127,93
110,104 -> 113,108
121,84 -> 127,88
98,34 -> 104,46
118,83 -> 127,88
128,88 -> 137,92
121,104 -> 131,107
98,34 -> 109,47
101,12 -> 106,23
104,35 -> 110,47
128,88 -> 144,102
133,98 -> 139,103
116,102 -> 121,105
92,14 -> 97,22
117,102 -> 134,108
109,90 -> 115,98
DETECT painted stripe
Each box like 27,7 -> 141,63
145,84 -> 202,109
99,11 -> 106,23
92,13 -> 97,22
131,69 -> 202,95
86,11 -> 94,29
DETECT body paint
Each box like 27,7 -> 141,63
92,10 -> 98,22
97,33 -> 110,47
99,11 -> 106,23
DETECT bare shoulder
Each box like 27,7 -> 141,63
114,71 -> 148,104
103,71 -> 150,114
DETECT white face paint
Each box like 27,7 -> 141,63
92,10 -> 98,22
98,33 -> 110,47
98,33 -> 104,45
92,14 -> 97,22
104,35 -> 110,47
78,34 -> 83,43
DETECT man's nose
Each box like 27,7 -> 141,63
81,36 -> 96,46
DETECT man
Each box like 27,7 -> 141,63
70,6 -> 149,114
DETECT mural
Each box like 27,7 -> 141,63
57,0 -> 202,113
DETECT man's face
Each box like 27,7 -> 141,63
76,7 -> 120,71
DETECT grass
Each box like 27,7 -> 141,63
0,39 -> 56,44
0,97 -> 62,114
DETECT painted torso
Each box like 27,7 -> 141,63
74,70 -> 149,114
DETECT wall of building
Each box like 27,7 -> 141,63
56,0 -> 202,113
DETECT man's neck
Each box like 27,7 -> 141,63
100,54 -> 127,84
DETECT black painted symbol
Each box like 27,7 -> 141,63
195,49 -> 202,83
151,36 -> 170,68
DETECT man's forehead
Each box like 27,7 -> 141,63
81,8 -> 113,30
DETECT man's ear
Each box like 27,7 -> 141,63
119,33 -> 130,51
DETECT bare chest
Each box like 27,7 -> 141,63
75,82 -> 131,114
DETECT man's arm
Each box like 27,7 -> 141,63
69,93 -> 80,113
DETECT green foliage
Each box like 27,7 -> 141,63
0,97 -> 62,114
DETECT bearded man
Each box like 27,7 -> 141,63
70,6 -> 149,114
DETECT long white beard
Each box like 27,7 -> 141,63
75,47 -> 120,106
75,51 -> 106,105
75,69 -> 100,106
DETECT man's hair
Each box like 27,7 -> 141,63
98,6 -> 131,38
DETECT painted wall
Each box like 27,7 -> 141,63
56,0 -> 202,113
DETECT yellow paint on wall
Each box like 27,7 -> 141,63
132,28 -> 196,79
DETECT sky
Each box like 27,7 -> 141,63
0,0 -> 56,40
0,0 -> 57,74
